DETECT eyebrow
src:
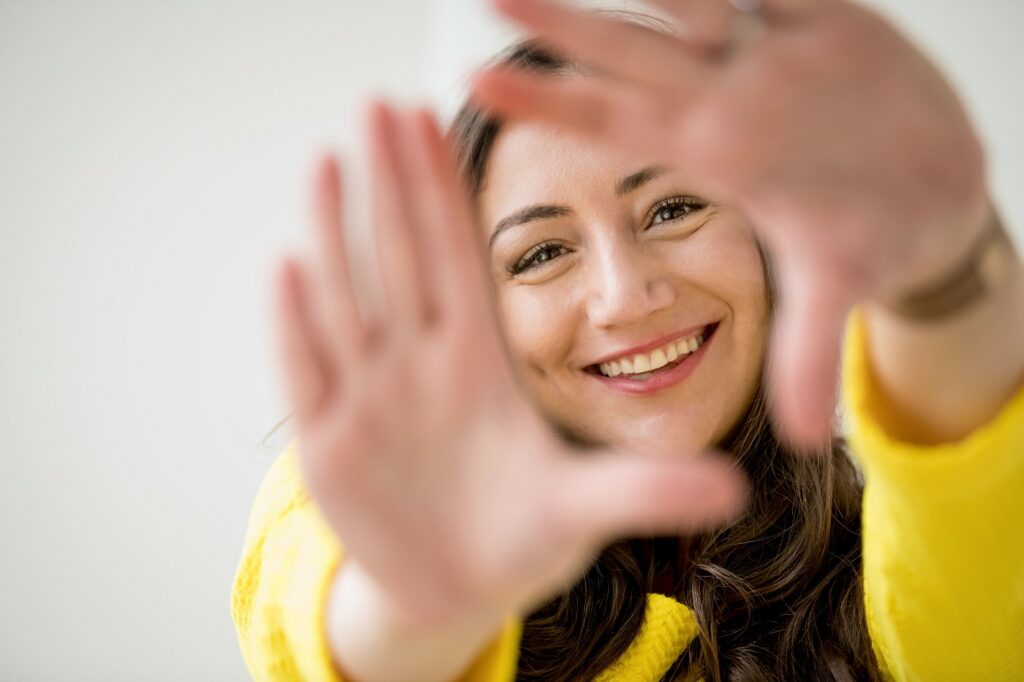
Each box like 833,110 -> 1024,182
615,166 -> 666,197
489,204 -> 573,248
489,166 -> 668,249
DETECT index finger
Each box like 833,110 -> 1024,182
490,0 -> 711,91
471,67 -> 702,184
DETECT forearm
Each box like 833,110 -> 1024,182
860,209 -> 1024,445
327,560 -> 511,682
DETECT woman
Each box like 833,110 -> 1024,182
231,0 -> 1024,680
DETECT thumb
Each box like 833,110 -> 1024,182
553,451 -> 749,545
768,256 -> 854,453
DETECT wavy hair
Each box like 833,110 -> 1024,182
449,39 -> 880,682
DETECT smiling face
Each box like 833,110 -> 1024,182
478,121 -> 772,457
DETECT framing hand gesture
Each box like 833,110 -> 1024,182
472,0 -> 992,449
273,103 -> 746,625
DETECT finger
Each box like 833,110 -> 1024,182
643,0 -> 738,53
490,0 -> 710,90
472,67 -> 695,174
368,102 -> 430,341
311,155 -> 364,367
759,0 -> 831,18
389,109 -> 449,327
647,0 -> 830,41
767,256 -> 853,453
274,257 -> 333,431
409,109 -> 492,326
555,453 -> 749,543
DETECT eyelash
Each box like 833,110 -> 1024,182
506,242 -> 570,277
506,195 -> 708,276
649,195 -> 706,226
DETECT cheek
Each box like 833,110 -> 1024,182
686,218 -> 770,326
700,220 -> 773,395
496,286 -> 577,378
664,218 -> 771,383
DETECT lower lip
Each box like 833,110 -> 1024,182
585,323 -> 718,396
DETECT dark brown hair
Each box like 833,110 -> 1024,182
450,40 -> 879,682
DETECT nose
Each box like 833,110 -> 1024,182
585,243 -> 676,329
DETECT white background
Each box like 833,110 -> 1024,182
1,0 -> 1021,679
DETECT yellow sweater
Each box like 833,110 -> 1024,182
231,306 -> 1024,681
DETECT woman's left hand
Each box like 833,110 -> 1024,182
470,0 -> 991,450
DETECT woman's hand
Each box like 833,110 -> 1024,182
273,103 -> 746,627
470,0 -> 992,450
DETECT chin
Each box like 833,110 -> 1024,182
599,419 -> 711,458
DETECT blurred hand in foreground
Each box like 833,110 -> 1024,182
471,0 -> 991,450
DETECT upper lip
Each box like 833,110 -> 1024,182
583,322 -> 716,368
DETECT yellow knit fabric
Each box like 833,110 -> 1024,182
842,306 -> 1024,680
231,305 -> 1024,680
593,594 -> 700,682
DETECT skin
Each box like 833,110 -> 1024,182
280,110 -> 748,682
480,121 -> 771,456
273,1 -> 1024,678
472,0 -> 995,448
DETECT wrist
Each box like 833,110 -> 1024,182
330,559 -> 508,636
326,560 -> 512,682
876,207 -> 1018,323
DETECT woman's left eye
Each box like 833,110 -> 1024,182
647,196 -> 707,228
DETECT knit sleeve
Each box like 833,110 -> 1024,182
840,306 -> 1024,681
230,440 -> 524,681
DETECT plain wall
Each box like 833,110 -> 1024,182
0,0 -> 1021,679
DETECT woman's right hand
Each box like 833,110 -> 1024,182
273,102 -> 747,628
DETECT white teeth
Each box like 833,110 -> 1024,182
598,358 -> 622,374
666,344 -> 678,362
633,354 -> 651,373
596,326 -> 710,378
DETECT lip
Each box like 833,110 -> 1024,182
584,321 -> 716,368
585,321 -> 719,396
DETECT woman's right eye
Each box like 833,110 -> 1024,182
507,242 -> 570,276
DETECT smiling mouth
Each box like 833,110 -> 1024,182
584,321 -> 719,381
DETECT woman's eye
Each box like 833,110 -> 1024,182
648,196 -> 707,227
508,243 -> 569,276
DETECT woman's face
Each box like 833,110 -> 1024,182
479,121 -> 772,456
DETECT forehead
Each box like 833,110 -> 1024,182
479,121 -> 645,218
